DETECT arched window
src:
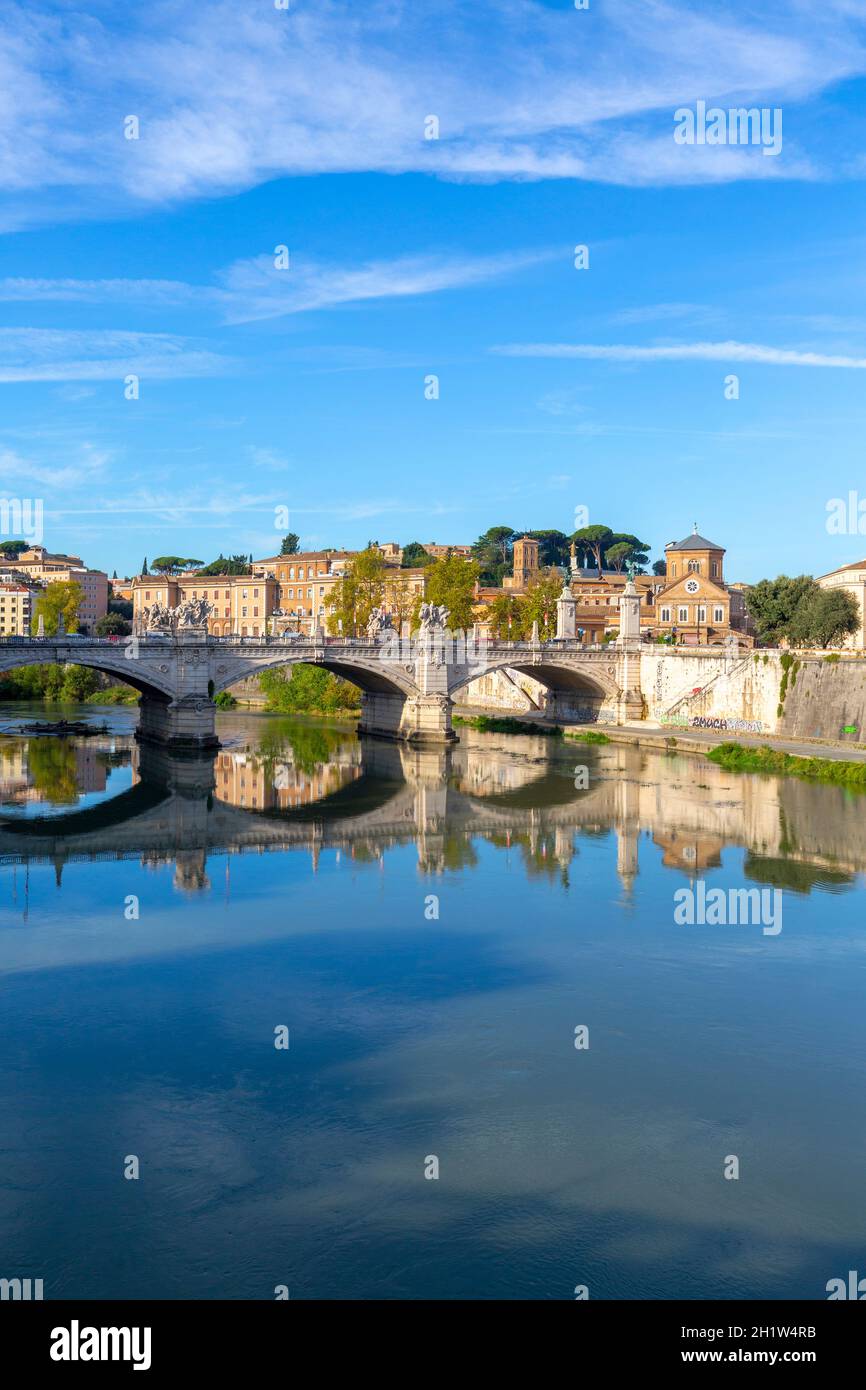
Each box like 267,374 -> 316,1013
688,560 -> 700,573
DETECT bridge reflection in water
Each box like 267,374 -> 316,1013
0,723 -> 862,900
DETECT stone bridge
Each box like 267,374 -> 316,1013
0,628 -> 752,750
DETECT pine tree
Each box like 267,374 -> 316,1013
142,557 -> 149,575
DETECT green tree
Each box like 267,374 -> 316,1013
487,592 -> 529,639
141,557 -> 148,575
401,541 -> 434,568
605,541 -> 635,572
571,525 -> 613,578
259,665 -> 360,713
95,611 -> 131,636
0,540 -> 28,557
385,574 -> 418,633
60,665 -> 100,700
326,548 -> 386,636
652,559 -> 667,576
421,553 -> 480,632
787,588 -> 859,648
32,581 -> 83,635
523,569 -> 563,640
471,526 -> 515,585
197,553 -> 252,576
526,530 -> 570,567
280,534 -> 300,555
603,533 -> 650,571
150,556 -> 191,575
745,575 -> 816,643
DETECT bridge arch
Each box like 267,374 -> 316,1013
210,651 -> 419,700
0,646 -> 176,701
449,656 -> 620,721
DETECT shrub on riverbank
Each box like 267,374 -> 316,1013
564,729 -> 611,744
0,663 -> 99,702
0,665 -> 138,704
259,664 -> 360,715
214,690 -> 238,709
707,741 -> 866,789
454,714 -> 562,735
85,685 -> 138,705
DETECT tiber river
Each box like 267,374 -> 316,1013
1,703 -> 864,1301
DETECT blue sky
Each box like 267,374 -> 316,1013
1,0 -> 866,581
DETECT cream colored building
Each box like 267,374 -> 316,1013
816,559 -> 866,648
252,551 -> 352,633
3,547 -> 108,632
0,582 -> 34,635
133,573 -> 279,637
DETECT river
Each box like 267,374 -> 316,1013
1,702 -> 864,1300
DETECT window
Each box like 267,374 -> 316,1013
678,606 -> 689,622
688,560 -> 699,573
714,606 -> 724,622
253,588 -> 259,597
670,562 -> 676,577
253,607 -> 259,617
290,568 -> 295,580
242,606 -> 247,617
711,561 -> 718,578
698,606 -> 706,622
660,607 -> 671,622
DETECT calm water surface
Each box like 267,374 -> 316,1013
1,704 -> 865,1300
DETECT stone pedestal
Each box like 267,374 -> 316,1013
556,583 -> 576,640
618,576 -> 642,646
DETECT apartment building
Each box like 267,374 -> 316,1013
0,582 -> 34,636
3,546 -> 108,632
132,573 -> 279,636
252,551 -> 353,633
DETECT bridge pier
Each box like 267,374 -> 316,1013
358,692 -> 457,744
136,693 -> 219,754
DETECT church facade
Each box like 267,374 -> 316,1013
481,526 -> 752,645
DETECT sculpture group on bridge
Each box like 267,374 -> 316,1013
364,603 -> 451,644
418,603 -> 450,631
366,607 -> 395,640
139,596 -> 214,632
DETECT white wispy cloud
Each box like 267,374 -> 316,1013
494,340 -> 866,369
0,440 -> 112,489
0,0 -> 864,221
0,328 -> 231,382
217,249 -> 549,323
0,248 -> 548,324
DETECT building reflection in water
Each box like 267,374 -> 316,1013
0,723 -> 863,900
